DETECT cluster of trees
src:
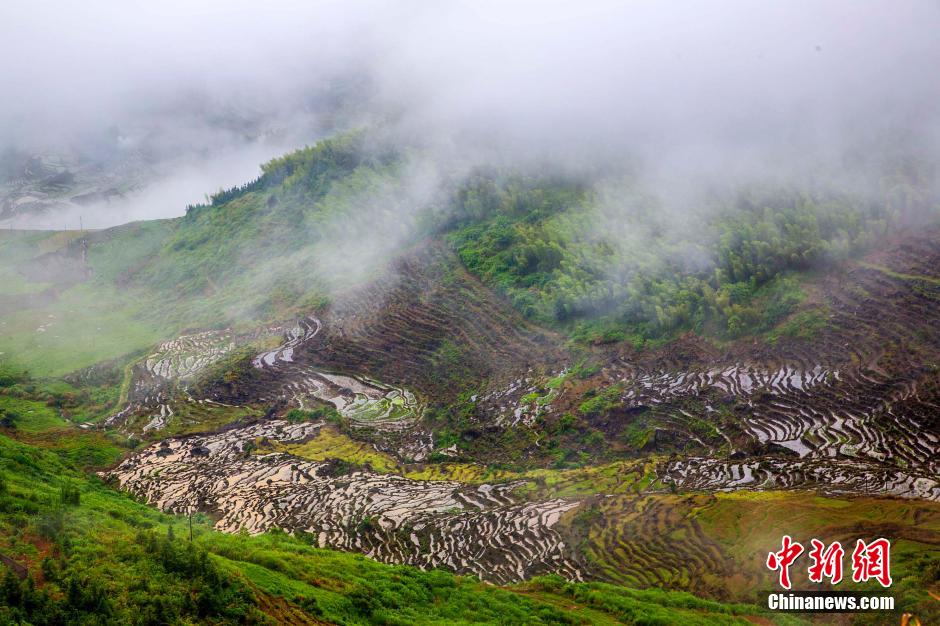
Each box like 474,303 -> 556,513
183,129 -> 381,218
0,532 -> 259,626
445,174 -> 904,342
0,428 -> 263,625
0,568 -> 112,626
147,131 -> 398,324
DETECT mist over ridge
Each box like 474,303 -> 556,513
0,1 -> 938,229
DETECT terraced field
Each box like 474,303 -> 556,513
2,79 -> 940,623
659,456 -> 938,500
313,244 -> 563,397
582,494 -> 737,597
94,231 -> 940,607
106,420 -> 583,584
102,243 -> 565,463
246,317 -> 425,432
7,218 -> 938,624
518,232 -> 940,504
148,330 -> 239,380
107,314 -> 424,439
578,491 -> 940,604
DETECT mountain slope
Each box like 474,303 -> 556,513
1,131 -> 938,624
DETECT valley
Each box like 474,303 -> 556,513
0,133 -> 938,625
3,4 -> 939,624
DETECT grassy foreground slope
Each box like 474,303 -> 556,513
0,427 -> 798,625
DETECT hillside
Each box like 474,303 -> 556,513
0,132 -> 938,624
3,423 -> 795,625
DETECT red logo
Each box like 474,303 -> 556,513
851,538 -> 892,588
766,537 -> 891,589
766,535 -> 804,590
807,539 -> 844,585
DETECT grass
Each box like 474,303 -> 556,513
515,577 -> 808,626
0,395 -> 68,433
765,306 -> 829,343
515,459 -> 663,498
85,220 -> 177,283
0,231 -> 56,296
859,260 -> 940,286
273,425 -> 401,473
0,266 -> 50,296
0,281 -> 165,377
578,383 -> 625,417
0,394 -> 124,469
0,428 -> 797,625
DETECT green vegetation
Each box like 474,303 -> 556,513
0,132 -> 402,376
766,306 -> 829,343
284,406 -> 341,423
445,175 -> 901,343
1,130 -> 937,624
136,130 -> 403,326
273,425 -> 401,473
1,130 -> 920,381
1,131 -> 904,381
0,228 -> 168,378
137,402 -> 263,441
514,459 -> 662,499
0,395 -> 68,434
280,426 -> 669,491
578,384 -> 624,417
575,491 -> 940,623
0,390 -> 122,469
0,426 -> 794,625
858,260 -> 940,283
0,433 -> 264,624
0,281 -> 165,377
517,576 -> 805,626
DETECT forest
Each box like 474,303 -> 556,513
445,169 -> 919,344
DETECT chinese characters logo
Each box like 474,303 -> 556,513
767,536 -> 891,589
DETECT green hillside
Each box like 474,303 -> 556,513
3,130 -> 931,375
1,131 -> 938,625
0,418 -> 794,625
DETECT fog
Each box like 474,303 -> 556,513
1,0 -> 938,230
381,2 -> 940,167
5,145 -> 295,230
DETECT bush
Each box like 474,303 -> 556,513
59,483 -> 81,507
0,409 -> 19,429
285,406 -> 340,423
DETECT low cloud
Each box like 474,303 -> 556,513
1,1 -> 938,230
